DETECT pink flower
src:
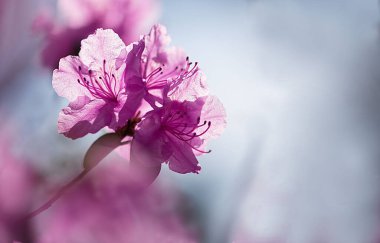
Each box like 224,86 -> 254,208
118,24 -> 199,120
131,93 -> 226,174
53,28 -> 129,139
33,162 -> 199,243
36,0 -> 157,69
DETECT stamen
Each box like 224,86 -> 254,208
76,62 -> 120,101
164,111 -> 212,154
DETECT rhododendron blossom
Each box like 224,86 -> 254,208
53,28 -> 129,139
131,95 -> 226,174
53,24 -> 226,174
30,23 -> 226,222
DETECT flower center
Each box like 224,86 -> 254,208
77,60 -> 120,101
116,112 -> 142,138
164,110 -> 211,154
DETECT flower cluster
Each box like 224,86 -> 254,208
53,25 -> 226,174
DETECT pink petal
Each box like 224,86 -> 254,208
150,47 -> 187,87
163,46 -> 187,79
131,113 -> 170,167
167,135 -> 201,174
143,24 -> 171,63
58,96 -> 117,139
168,71 -> 209,102
124,41 -> 145,89
116,41 -> 146,123
79,28 -> 126,70
52,56 -> 92,101
115,42 -> 135,70
117,91 -> 145,127
198,95 -> 227,140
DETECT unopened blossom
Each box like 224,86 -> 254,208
35,0 -> 157,69
53,28 -> 129,139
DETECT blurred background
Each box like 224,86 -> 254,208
1,0 -> 380,242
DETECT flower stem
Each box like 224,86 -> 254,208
26,169 -> 89,219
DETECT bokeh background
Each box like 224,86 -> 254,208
1,0 -> 380,242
